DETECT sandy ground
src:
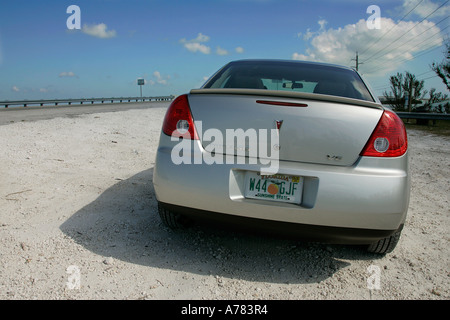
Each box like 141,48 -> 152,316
0,102 -> 449,300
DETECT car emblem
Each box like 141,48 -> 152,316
275,120 -> 283,131
273,120 -> 283,151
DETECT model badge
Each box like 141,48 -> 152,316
327,154 -> 343,161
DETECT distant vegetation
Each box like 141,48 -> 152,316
383,40 -> 449,114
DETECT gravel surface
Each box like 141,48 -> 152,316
0,102 -> 449,300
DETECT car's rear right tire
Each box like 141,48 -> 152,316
367,225 -> 403,254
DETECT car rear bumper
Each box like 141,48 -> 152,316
153,135 -> 410,241
158,202 -> 404,245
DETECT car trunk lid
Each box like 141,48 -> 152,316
188,89 -> 383,167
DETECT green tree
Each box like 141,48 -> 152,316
403,72 -> 426,112
383,73 -> 404,111
422,88 -> 449,112
383,71 -> 426,112
431,40 -> 450,91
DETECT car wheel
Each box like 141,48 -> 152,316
157,202 -> 187,229
367,227 -> 403,254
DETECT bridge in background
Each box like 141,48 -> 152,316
0,96 -> 174,108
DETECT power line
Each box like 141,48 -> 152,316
361,33 -> 448,75
419,74 -> 440,81
362,0 -> 449,64
373,83 -> 391,89
371,72 -> 442,95
371,73 -> 441,96
362,47 -> 441,76
416,70 -> 436,77
363,16 -> 448,65
395,41 -> 446,65
359,0 -> 424,56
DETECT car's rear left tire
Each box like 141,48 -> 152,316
157,202 -> 188,229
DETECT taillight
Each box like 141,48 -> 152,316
360,110 -> 407,157
162,94 -> 199,140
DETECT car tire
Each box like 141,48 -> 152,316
157,202 -> 187,229
367,226 -> 403,254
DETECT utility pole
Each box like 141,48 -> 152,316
351,51 -> 363,72
405,76 -> 414,123
408,77 -> 414,113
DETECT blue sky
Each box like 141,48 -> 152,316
0,0 -> 448,100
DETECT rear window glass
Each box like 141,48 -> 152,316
203,61 -> 374,102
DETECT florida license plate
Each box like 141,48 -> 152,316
244,172 -> 303,204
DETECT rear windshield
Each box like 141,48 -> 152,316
203,61 -> 374,102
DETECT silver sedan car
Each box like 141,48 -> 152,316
153,59 -> 410,254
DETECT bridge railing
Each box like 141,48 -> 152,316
396,112 -> 450,121
0,96 -> 175,108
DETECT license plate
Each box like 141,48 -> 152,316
244,172 -> 303,204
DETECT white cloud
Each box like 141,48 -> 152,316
149,71 -> 170,86
300,28 -> 315,41
403,0 -> 450,18
11,86 -> 19,92
39,86 -> 55,94
191,33 -> 210,43
180,33 -> 211,54
318,19 -> 327,31
82,23 -> 117,39
297,20 -> 328,41
180,33 -> 244,56
293,17 -> 444,75
183,42 -> 211,54
59,71 -> 77,78
216,46 -> 229,56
